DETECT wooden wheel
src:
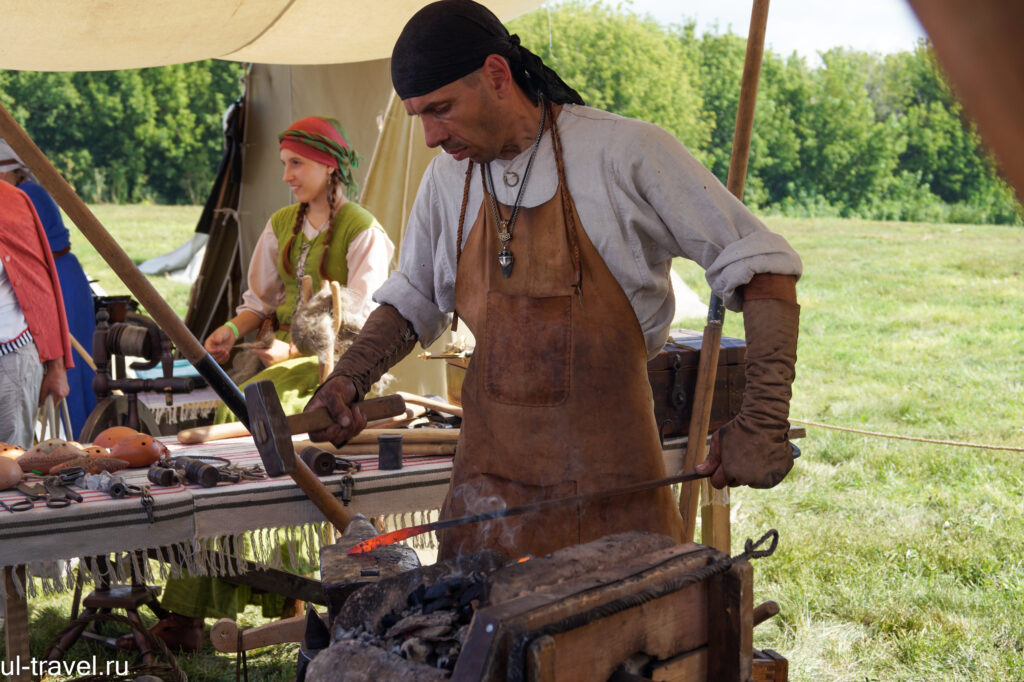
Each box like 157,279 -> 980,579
78,395 -> 163,443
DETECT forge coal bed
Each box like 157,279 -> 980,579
308,527 -> 772,682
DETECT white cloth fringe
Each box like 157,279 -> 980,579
377,509 -> 440,550
13,522 -> 341,598
9,512 -> 438,598
150,399 -> 219,426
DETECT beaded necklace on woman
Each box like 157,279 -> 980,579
287,172 -> 344,281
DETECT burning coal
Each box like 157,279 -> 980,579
334,571 -> 487,671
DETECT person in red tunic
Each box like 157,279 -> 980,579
0,180 -> 71,448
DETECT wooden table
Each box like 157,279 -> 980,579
0,435 -> 453,682
1,431 -> 801,680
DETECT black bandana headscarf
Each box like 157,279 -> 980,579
391,0 -> 584,105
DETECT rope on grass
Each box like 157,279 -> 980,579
790,418 -> 1024,452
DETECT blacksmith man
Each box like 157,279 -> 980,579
308,0 -> 802,558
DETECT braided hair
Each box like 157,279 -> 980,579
281,167 -> 347,280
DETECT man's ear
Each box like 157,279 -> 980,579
481,54 -> 514,98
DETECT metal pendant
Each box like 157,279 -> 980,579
503,170 -> 520,187
498,248 -> 514,278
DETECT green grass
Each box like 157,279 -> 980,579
68,204 -> 201,318
25,595 -> 297,681
676,217 -> 1024,681
10,211 -> 1024,680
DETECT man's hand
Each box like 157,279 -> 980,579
306,375 -> 367,447
697,422 -> 793,489
252,339 -> 295,368
304,304 -> 417,447
38,358 -> 69,407
205,325 -> 237,364
697,280 -> 800,490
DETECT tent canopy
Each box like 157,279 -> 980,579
0,0 -> 539,71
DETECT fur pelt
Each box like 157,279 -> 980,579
229,276 -> 393,394
291,277 -> 394,394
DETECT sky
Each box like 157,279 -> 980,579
622,0 -> 927,64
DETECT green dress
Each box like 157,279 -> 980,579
164,201 -> 384,620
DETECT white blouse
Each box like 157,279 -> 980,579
374,105 -> 802,358
238,214 -> 394,325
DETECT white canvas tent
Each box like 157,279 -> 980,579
0,1 -> 538,70
0,0 -> 538,396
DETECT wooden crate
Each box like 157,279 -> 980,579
647,329 -> 746,440
751,649 -> 789,682
453,540 -> 754,682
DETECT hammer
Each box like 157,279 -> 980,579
246,381 -> 369,529
176,393 -> 406,444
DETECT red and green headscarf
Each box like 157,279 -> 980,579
279,116 -> 362,199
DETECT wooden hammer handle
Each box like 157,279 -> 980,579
177,394 -> 407,444
396,391 -> 463,417
287,394 -> 406,433
290,457 -> 352,530
177,421 -> 249,444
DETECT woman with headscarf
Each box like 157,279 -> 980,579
0,140 -> 96,438
124,116 -> 392,653
206,115 -> 393,422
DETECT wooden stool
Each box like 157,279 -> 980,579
45,580 -> 169,665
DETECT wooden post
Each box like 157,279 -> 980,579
677,298 -> 724,543
700,478 -> 731,551
725,0 -> 771,201
679,0 -> 771,553
3,565 -> 30,682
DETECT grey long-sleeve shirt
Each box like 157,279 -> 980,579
374,105 -> 802,358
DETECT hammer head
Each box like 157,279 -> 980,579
245,381 -> 295,478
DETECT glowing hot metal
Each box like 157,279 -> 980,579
347,469 -> 711,555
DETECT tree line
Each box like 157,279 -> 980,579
510,2 -> 1021,225
0,61 -> 244,205
1,1 -> 1019,224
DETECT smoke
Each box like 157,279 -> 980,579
447,481 -> 521,563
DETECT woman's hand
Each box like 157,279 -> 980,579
205,325 -> 237,364
252,338 -> 296,368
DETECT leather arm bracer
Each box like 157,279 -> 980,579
327,303 -> 418,400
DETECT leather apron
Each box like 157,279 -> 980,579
438,112 -> 684,559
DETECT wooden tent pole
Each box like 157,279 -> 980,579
0,102 -> 249,425
679,0 -> 771,552
725,0 -> 771,201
